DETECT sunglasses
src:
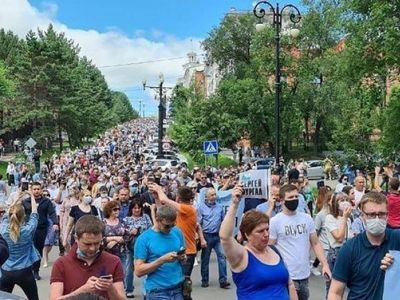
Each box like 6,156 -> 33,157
112,208 -> 121,212
43,194 -> 50,197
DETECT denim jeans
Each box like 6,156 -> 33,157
120,251 -> 134,293
146,286 -> 183,300
293,278 -> 310,300
200,233 -> 227,284
325,247 -> 340,297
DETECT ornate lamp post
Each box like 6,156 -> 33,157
253,1 -> 301,162
142,73 -> 172,158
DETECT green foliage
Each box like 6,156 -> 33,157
380,86 -> 400,155
171,1 -> 400,159
0,25 -> 138,149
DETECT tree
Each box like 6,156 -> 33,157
381,86 -> 400,155
110,91 -> 139,123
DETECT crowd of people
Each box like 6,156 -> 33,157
0,118 -> 398,300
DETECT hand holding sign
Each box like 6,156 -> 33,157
232,184 -> 243,204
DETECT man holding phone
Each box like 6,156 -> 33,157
134,205 -> 186,300
50,215 -> 125,300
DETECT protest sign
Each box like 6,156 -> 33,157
239,169 -> 270,199
198,188 -> 244,235
383,250 -> 400,300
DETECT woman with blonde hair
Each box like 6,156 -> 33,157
0,192 -> 40,300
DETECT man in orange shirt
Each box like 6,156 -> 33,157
149,184 -> 205,300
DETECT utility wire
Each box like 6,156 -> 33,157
98,53 -> 206,69
98,56 -> 185,69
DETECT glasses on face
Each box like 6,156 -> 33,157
201,177 -> 207,179
43,194 -> 50,197
112,207 -> 120,212
362,211 -> 387,219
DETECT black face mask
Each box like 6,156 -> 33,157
284,198 -> 299,211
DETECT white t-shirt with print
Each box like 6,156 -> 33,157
269,212 -> 315,280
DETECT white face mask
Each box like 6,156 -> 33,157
364,218 -> 386,236
83,196 -> 93,205
100,193 -> 108,198
339,201 -> 352,211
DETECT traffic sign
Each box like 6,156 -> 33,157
203,140 -> 218,155
162,142 -> 171,150
25,137 -> 37,149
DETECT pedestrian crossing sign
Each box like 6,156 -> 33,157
203,140 -> 218,155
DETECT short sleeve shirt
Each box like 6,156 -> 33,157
134,227 -> 185,293
333,229 -> 400,299
269,212 -> 315,280
325,214 -> 352,249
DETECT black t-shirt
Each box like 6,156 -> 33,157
69,205 -> 98,222
288,168 -> 300,181
197,182 -> 214,193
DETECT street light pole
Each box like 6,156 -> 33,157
253,1 -> 301,162
142,73 -> 172,158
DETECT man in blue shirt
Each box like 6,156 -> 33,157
197,187 -> 230,289
134,205 -> 186,300
328,192 -> 400,300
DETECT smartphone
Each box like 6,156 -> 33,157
100,274 -> 112,280
21,181 -> 29,192
177,247 -> 186,256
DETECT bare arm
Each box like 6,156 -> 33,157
30,193 -> 38,214
149,183 -> 180,211
329,210 -> 351,243
219,185 -> 245,270
288,279 -> 299,300
327,279 -> 346,300
134,253 -> 176,277
62,216 -> 74,245
310,232 -> 331,278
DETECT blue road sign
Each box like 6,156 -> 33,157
203,140 -> 218,155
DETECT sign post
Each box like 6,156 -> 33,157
203,140 -> 219,167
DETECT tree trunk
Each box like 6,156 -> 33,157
58,115 -> 63,152
314,116 -> 323,151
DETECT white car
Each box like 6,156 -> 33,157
150,159 -> 180,171
306,160 -> 325,180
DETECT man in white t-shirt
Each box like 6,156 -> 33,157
269,184 -> 331,300
353,176 -> 365,206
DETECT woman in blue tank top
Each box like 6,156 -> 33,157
219,185 -> 298,300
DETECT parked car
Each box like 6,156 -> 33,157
255,158 -> 275,170
306,160 -> 325,180
149,159 -> 180,171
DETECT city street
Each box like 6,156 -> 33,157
12,252 -> 327,300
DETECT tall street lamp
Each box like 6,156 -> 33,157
253,1 -> 301,162
142,73 -> 172,158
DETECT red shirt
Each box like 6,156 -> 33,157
50,244 -> 124,299
387,192 -> 400,228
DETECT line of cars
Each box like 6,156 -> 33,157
252,157 -> 325,180
142,142 -> 188,171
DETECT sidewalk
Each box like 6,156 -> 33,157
0,152 -> 17,163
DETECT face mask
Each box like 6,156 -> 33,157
83,196 -> 93,205
284,198 -> 299,211
76,247 -> 100,259
130,187 -> 138,194
364,218 -> 386,236
100,193 -> 108,198
339,201 -> 352,211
